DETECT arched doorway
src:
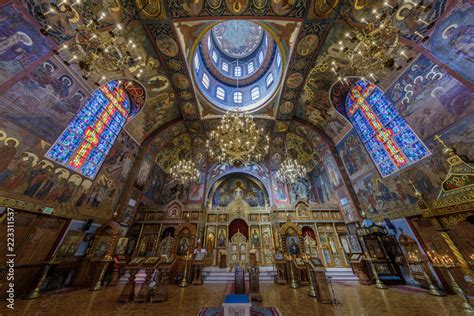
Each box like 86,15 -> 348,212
228,218 -> 249,241
228,218 -> 249,267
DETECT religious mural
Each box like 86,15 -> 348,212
349,113 -> 474,217
119,25 -> 181,143
424,3 -> 473,84
336,129 -> 372,180
142,161 -> 164,203
188,171 -> 206,204
211,175 -> 266,208
385,55 -> 474,141
289,177 -> 315,204
310,163 -> 336,205
270,171 -> 290,207
0,3 -> 51,86
0,58 -> 87,143
0,115 -> 138,221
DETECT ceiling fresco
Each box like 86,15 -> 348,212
18,0 -> 453,147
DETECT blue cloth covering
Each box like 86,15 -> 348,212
223,294 -> 250,304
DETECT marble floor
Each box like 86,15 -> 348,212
0,282 -> 468,316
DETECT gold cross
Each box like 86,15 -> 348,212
433,134 -> 448,148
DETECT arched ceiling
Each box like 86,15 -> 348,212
24,0 -> 449,146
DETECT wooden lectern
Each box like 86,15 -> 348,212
309,258 -> 332,304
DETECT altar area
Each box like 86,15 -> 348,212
132,172 -> 351,275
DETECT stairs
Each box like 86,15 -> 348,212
325,268 -> 358,282
117,267 -> 358,285
203,266 -> 276,284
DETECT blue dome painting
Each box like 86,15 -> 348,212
193,20 -> 283,112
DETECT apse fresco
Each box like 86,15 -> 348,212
0,116 -> 138,221
386,55 -> 474,141
346,79 -> 430,178
424,3 -> 474,83
0,58 -> 86,143
207,162 -> 270,189
0,3 -> 51,85
211,175 -> 266,208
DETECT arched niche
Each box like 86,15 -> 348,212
228,218 -> 249,241
206,172 -> 270,208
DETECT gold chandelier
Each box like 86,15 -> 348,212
276,157 -> 306,185
39,1 -> 145,84
330,2 -> 435,82
206,111 -> 269,167
169,159 -> 200,185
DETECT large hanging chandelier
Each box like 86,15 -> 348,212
276,157 -> 307,185
206,111 -> 269,167
169,159 -> 200,185
38,1 -> 146,84
330,1 -> 435,82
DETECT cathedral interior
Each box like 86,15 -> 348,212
0,0 -> 473,315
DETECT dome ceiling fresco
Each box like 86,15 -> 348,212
17,0 -> 451,146
212,20 -> 264,59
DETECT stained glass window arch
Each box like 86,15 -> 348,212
45,80 -> 136,179
345,79 -> 430,178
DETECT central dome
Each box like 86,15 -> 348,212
193,20 -> 284,113
212,21 -> 264,59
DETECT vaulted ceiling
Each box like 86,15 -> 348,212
24,0 -> 449,146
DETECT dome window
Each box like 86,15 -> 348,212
251,87 -> 260,100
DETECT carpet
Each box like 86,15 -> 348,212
197,306 -> 280,316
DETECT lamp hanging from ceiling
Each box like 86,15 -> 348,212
38,1 -> 146,84
169,159 -> 200,185
329,1 -> 435,82
206,110 -> 269,167
276,148 -> 307,185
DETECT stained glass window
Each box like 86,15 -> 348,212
346,79 -> 430,177
46,80 -> 131,179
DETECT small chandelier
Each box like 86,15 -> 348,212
276,157 -> 307,185
169,159 -> 200,185
38,2 -> 145,84
206,110 -> 269,167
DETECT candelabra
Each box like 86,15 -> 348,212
38,0 -> 146,84
304,255 -> 317,298
427,250 -> 473,312
170,159 -> 200,185
206,110 -> 269,167
179,252 -> 192,288
406,251 -> 445,296
286,254 -> 300,289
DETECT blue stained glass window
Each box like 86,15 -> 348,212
345,79 -> 430,178
45,80 -> 131,179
